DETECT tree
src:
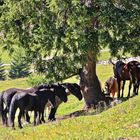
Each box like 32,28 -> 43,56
0,0 -> 139,108
9,48 -> 31,79
0,57 -> 5,80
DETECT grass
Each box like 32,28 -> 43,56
0,51 -> 139,139
0,78 -> 29,91
0,95 -> 140,140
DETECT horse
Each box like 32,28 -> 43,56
110,59 -> 139,98
8,89 -> 56,129
126,60 -> 140,95
105,77 -> 122,99
110,60 -> 131,98
8,83 -> 68,129
0,84 -> 51,126
43,83 -> 83,122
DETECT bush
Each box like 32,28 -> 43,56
9,48 -> 31,79
27,73 -> 47,86
0,58 -> 6,80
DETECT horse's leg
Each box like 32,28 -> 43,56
25,111 -> 31,124
127,81 -> 132,98
135,79 -> 139,95
48,107 -> 58,121
18,110 -> 24,129
2,108 -> 7,126
121,80 -> 125,98
112,92 -> 115,99
3,108 -> 8,126
33,111 -> 37,126
132,79 -> 137,96
117,79 -> 121,98
41,110 -> 45,123
36,111 -> 40,125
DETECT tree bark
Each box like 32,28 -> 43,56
79,51 -> 106,108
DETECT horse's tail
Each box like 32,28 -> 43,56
0,91 -> 4,121
8,95 -> 18,128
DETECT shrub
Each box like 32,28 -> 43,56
9,48 -> 31,79
27,73 -> 47,86
0,58 -> 6,80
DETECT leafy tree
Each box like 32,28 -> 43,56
0,57 -> 5,80
9,48 -> 31,79
0,0 -> 139,107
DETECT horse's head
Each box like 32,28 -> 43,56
62,83 -> 83,101
50,83 -> 68,103
113,61 -> 126,78
104,77 -> 114,94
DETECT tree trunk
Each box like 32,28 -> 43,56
79,51 -> 106,108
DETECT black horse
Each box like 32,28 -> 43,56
8,84 -> 68,129
0,84 -> 55,126
41,83 -> 83,122
8,89 -> 55,129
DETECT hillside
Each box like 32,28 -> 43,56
0,94 -> 140,140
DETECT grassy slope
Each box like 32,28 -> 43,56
0,96 -> 140,140
0,51 -> 139,139
0,64 -> 140,139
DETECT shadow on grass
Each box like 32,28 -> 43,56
48,95 -> 138,122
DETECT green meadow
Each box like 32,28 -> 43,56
0,61 -> 140,139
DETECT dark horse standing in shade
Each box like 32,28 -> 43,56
111,60 -> 131,98
42,83 -> 83,122
8,84 -> 68,129
0,85 -> 45,126
0,84 -> 53,126
8,90 -> 56,129
126,60 -> 140,95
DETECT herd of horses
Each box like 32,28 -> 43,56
0,59 -> 139,130
105,59 -> 140,99
0,83 -> 83,129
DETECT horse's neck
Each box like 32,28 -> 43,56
26,88 -> 36,93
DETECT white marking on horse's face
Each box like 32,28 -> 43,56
65,88 -> 69,93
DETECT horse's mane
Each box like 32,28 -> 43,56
115,61 -> 125,67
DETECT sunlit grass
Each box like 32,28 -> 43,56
0,51 -> 140,139
0,96 -> 140,140
0,78 -> 29,91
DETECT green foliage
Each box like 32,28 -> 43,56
9,48 -> 31,79
0,0 -> 139,82
27,73 -> 47,86
0,57 -> 5,80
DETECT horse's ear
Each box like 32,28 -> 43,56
109,58 -> 115,65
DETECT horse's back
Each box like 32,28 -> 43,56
14,92 -> 39,111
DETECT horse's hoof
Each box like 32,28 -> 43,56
11,127 -> 16,130
42,120 -> 46,123
48,118 -> 56,122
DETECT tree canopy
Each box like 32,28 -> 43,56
0,0 -> 139,82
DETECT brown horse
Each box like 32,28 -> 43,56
110,60 -> 131,98
110,59 -> 140,98
105,77 -> 122,99
126,60 -> 140,95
